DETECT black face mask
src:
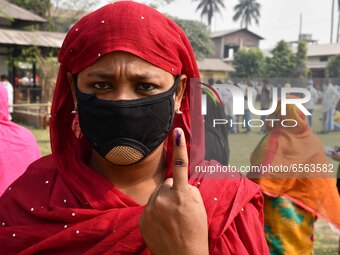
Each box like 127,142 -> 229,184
74,76 -> 180,165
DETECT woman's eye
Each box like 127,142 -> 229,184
136,83 -> 157,91
93,82 -> 112,90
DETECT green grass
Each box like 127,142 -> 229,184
24,105 -> 339,254
27,126 -> 51,156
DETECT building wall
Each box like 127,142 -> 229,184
307,55 -> 332,78
223,31 -> 260,48
0,47 -> 8,75
199,70 -> 229,82
212,31 -> 261,59
307,56 -> 328,69
212,38 -> 223,58
0,56 -> 7,75
0,17 -> 11,27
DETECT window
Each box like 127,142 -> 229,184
319,56 -> 328,62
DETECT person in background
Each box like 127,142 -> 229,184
203,86 -> 230,165
305,79 -> 318,127
0,85 -> 41,195
320,79 -> 340,133
214,80 -> 232,119
330,148 -> 340,255
0,75 -> 13,119
250,97 -> 340,254
260,80 -> 272,133
329,146 -> 340,202
19,73 -> 31,86
243,82 -> 257,133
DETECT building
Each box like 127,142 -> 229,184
197,58 -> 235,82
197,28 -> 263,82
210,28 -> 264,61
307,43 -> 340,78
0,0 -> 67,127
0,0 -> 65,86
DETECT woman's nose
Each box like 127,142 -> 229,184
105,83 -> 140,101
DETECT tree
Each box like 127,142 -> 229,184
193,0 -> 225,29
265,41 -> 296,78
8,0 -> 51,18
171,17 -> 214,60
147,0 -> 175,9
48,0 -> 97,32
36,53 -> 59,103
8,0 -> 97,31
233,0 -> 261,29
233,48 -> 264,78
326,54 -> 340,77
294,40 -> 308,79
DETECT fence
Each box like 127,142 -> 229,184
12,102 -> 51,129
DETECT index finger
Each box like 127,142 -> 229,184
172,128 -> 189,190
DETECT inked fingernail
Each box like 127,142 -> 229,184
175,129 -> 181,146
175,160 -> 186,167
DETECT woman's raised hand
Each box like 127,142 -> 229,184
138,128 -> 209,255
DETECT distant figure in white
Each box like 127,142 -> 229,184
304,79 -> 318,127
321,79 -> 340,133
0,75 -> 13,119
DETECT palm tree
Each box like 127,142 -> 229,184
194,0 -> 225,30
233,0 -> 261,29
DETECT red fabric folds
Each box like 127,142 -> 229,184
0,2 -> 268,254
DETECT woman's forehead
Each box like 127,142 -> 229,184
78,51 -> 173,80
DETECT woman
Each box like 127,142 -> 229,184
0,84 -> 40,195
250,98 -> 340,254
0,2 -> 268,254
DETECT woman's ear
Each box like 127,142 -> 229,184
174,74 -> 187,112
67,72 -> 77,104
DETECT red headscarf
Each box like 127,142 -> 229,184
0,2 -> 268,254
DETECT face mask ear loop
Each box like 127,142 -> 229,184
174,76 -> 182,114
175,107 -> 182,115
71,74 -> 79,114
71,103 -> 78,114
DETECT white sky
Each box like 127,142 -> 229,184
98,0 -> 338,49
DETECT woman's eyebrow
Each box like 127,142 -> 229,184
132,73 -> 163,81
87,71 -> 114,79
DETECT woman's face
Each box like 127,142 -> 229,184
67,51 -> 187,166
69,51 -> 186,106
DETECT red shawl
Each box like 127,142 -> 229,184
0,2 -> 268,254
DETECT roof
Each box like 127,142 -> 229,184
0,0 -> 46,23
0,28 -> 66,48
198,58 -> 235,72
210,28 -> 264,40
307,43 -> 340,57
